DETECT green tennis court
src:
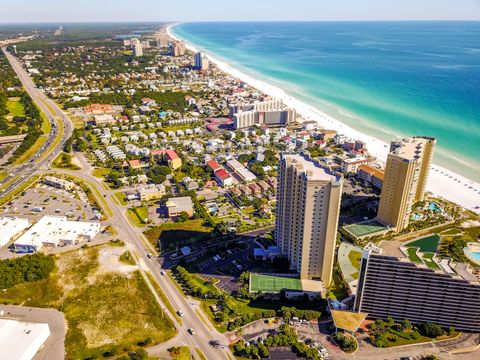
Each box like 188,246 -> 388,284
250,274 -> 302,292
344,220 -> 387,238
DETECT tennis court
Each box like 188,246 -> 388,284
344,220 -> 387,238
250,273 -> 302,292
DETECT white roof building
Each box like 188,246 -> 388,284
0,217 -> 30,247
0,319 -> 50,360
13,216 -> 101,253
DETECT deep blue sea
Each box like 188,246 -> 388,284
173,22 -> 480,181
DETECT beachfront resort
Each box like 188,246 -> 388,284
0,22 -> 479,360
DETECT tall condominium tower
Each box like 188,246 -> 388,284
132,43 -> 143,57
170,40 -> 186,57
377,136 -> 436,232
194,51 -> 210,70
275,154 -> 343,284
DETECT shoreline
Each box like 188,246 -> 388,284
167,24 -> 480,213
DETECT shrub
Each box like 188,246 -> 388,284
419,322 -> 444,338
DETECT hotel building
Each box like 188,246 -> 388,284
170,40 -> 186,57
275,154 -> 343,284
355,242 -> 480,332
377,136 -> 436,232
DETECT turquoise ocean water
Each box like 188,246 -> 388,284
173,22 -> 480,181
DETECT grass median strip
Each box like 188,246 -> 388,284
0,175 -> 40,206
195,348 -> 207,360
146,272 -> 182,325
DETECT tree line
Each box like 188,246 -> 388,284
0,253 -> 55,289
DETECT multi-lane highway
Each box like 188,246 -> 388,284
0,47 -> 72,198
1,46 -> 234,359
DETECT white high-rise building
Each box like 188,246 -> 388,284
133,42 -> 143,57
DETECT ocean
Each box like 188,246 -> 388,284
172,21 -> 480,181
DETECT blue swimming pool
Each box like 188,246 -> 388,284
428,202 -> 442,212
469,252 -> 480,262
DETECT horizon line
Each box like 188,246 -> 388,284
1,19 -> 480,25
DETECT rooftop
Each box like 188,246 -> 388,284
0,319 -> 50,360
390,136 -> 436,161
283,154 -> 342,183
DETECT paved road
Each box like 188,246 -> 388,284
0,304 -> 66,360
0,47 -> 72,198
1,48 -> 233,359
50,167 -> 234,359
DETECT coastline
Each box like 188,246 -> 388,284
167,24 -> 480,214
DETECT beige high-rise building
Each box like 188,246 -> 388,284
170,40 -> 186,57
275,154 -> 343,284
377,136 -> 436,232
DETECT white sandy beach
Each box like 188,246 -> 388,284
167,24 -> 480,214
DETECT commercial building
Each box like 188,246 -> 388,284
355,242 -> 480,332
376,137 -> 436,232
233,108 -> 296,130
0,319 -> 50,360
138,184 -> 166,201
0,217 -> 30,247
230,99 -> 296,129
357,164 -> 384,189
194,51 -> 209,70
43,176 -> 76,191
165,197 -> 194,218
13,216 -> 101,253
275,154 -> 343,284
170,40 -> 186,57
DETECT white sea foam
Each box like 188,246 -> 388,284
168,24 -> 480,213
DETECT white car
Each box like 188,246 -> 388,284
177,310 -> 184,316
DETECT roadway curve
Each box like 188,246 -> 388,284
0,47 -> 72,198
2,45 -> 233,358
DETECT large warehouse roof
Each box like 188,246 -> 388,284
0,216 -> 30,247
0,319 -> 50,360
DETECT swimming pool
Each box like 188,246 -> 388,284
428,202 -> 442,212
469,252 -> 480,262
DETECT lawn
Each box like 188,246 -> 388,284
168,346 -> 191,360
6,97 -> 25,117
0,245 -> 176,359
128,206 -> 149,227
114,192 -> 127,206
52,152 -> 80,170
406,234 -> 440,253
144,219 -> 214,252
406,247 -> 422,263
11,112 -> 51,165
250,273 -> 302,293
348,250 -> 362,270
92,167 -> 114,178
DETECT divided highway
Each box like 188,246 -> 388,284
1,46 -> 234,359
0,47 -> 72,198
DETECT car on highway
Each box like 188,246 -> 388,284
147,253 -> 153,259
177,310 -> 183,317
187,328 -> 195,335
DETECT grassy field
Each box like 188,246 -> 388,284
144,219 -> 213,252
128,206 -> 149,227
6,97 -> 25,117
406,234 -> 440,252
0,245 -> 176,359
92,167 -> 114,178
12,111 -> 51,165
119,250 -> 136,265
250,273 -> 302,292
168,346 -> 191,360
114,192 -> 127,206
52,152 -> 80,170
348,251 -> 362,270
145,272 -> 182,324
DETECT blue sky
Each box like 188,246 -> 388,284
2,0 -> 480,23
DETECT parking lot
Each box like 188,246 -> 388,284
0,184 -> 99,222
